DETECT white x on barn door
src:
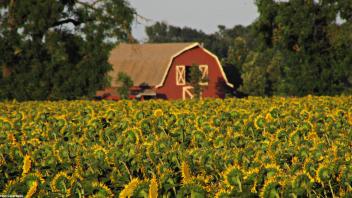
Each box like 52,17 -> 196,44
176,65 -> 186,85
182,86 -> 194,100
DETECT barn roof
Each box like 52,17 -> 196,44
108,42 -> 199,87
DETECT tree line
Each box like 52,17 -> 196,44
0,0 -> 351,101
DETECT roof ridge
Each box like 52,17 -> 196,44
119,42 -> 199,46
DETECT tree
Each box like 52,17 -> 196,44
234,0 -> 352,96
238,52 -> 268,96
189,65 -> 204,99
146,22 -> 252,61
116,72 -> 133,99
0,0 -> 135,100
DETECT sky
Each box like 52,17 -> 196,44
128,0 -> 259,42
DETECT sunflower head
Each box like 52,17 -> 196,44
292,171 -> 313,195
254,116 -> 265,130
299,110 -> 311,121
264,163 -> 281,179
26,180 -> 38,198
2,178 -> 21,195
148,176 -> 158,198
215,189 -> 231,198
91,181 -> 114,198
8,132 -> 17,143
223,164 -> 243,188
119,178 -> 140,198
50,171 -> 71,195
153,109 -> 163,117
181,161 -> 192,184
123,128 -> 140,144
316,164 -> 332,184
260,178 -> 281,198
337,165 -> 352,188
265,113 -> 273,122
244,167 -> 260,181
22,154 -> 31,176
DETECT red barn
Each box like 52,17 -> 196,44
96,43 -> 233,100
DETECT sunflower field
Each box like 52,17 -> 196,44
0,96 -> 352,197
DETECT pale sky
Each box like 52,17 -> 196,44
128,0 -> 259,42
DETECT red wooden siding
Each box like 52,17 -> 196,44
156,46 -> 228,99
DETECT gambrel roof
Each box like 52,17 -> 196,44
108,42 -> 233,88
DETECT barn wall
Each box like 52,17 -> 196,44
157,46 -> 229,100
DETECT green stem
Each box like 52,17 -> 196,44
323,134 -> 331,146
322,183 -> 328,198
236,177 -> 242,192
311,189 -> 319,197
77,190 -> 81,198
346,183 -> 352,191
250,128 -> 255,139
122,162 -> 132,181
290,193 -> 297,198
62,182 -> 67,198
328,180 -> 335,198
307,189 -> 311,198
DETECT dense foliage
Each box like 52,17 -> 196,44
1,97 -> 351,197
145,22 -> 250,63
0,0 -> 135,101
117,72 -> 134,99
249,0 -> 352,96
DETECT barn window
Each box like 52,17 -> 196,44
176,65 -> 185,85
185,66 -> 192,83
177,65 -> 209,85
199,65 -> 209,85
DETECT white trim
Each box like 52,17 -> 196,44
199,65 -> 209,86
176,65 -> 186,85
182,86 -> 194,100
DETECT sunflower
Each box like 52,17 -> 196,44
260,178 -> 281,198
292,171 -> 313,194
2,178 -> 20,194
223,164 -> 243,191
181,161 -> 192,184
265,112 -> 274,122
0,154 -> 5,167
91,181 -> 114,198
215,189 -> 231,198
92,144 -> 108,155
299,110 -> 311,121
347,112 -> 352,125
244,167 -> 260,180
336,165 -> 352,190
22,154 -> 31,176
316,164 -> 332,184
149,176 -> 158,198
25,181 -> 38,198
50,171 -> 71,194
119,178 -> 140,198
153,109 -> 164,117
254,115 -> 265,130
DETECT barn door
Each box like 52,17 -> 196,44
182,86 -> 194,100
